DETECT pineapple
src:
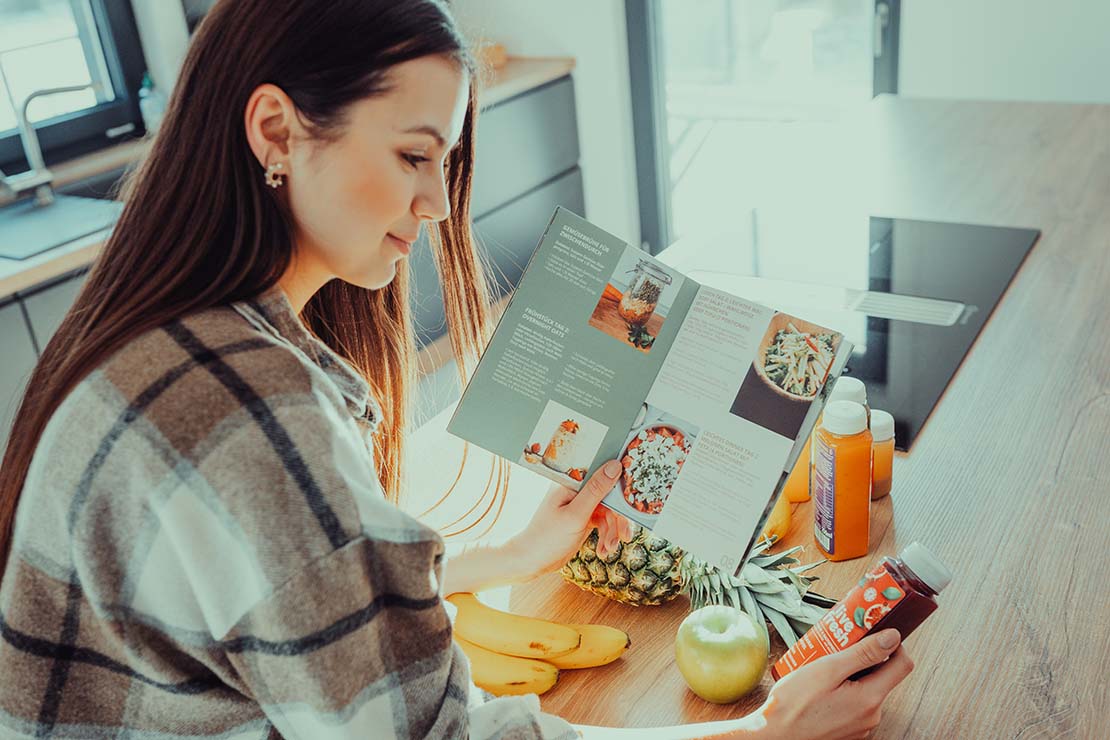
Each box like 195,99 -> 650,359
561,528 -> 683,605
560,527 -> 835,646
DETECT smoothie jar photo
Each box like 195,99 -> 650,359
618,259 -> 672,327
543,419 -> 580,473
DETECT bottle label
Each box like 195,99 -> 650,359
773,564 -> 907,678
813,436 -> 836,551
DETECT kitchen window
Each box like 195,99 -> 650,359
0,0 -> 146,174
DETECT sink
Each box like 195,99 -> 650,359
0,194 -> 123,260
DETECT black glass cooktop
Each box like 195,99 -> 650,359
681,216 -> 1040,450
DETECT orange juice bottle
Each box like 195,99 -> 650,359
812,400 -> 872,561
870,409 -> 895,500
805,377 -> 869,503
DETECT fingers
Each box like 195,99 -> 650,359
596,510 -> 622,558
569,460 -> 622,519
617,514 -> 636,543
856,646 -> 914,698
825,629 -> 902,682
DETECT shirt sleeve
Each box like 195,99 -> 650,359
217,535 -> 577,739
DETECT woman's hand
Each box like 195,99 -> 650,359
588,499 -> 638,559
440,460 -> 633,597
754,629 -> 915,739
506,459 -> 628,579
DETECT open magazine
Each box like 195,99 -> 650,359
448,208 -> 851,574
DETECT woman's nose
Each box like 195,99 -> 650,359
414,171 -> 451,223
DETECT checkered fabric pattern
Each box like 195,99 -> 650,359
0,287 -> 575,739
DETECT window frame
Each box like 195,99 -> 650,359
0,0 -> 147,175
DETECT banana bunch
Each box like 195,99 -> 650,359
447,593 -> 630,696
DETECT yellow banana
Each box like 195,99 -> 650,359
454,636 -> 559,696
447,593 -> 580,659
545,624 -> 630,669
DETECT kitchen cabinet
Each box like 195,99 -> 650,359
476,168 -> 585,299
20,271 -> 87,351
470,77 -> 580,220
0,298 -> 38,453
410,75 -> 584,345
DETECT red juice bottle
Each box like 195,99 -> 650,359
771,542 -> 952,681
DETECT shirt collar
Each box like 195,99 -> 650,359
232,285 -> 383,434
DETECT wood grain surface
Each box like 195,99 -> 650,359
502,97 -> 1110,738
588,294 -> 666,354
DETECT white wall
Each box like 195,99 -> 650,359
899,0 -> 1110,103
128,0 -> 189,93
451,0 -> 641,248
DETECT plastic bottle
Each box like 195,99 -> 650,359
771,542 -> 952,680
812,400 -> 872,561
829,376 -> 869,421
138,72 -> 166,133
786,377 -> 869,503
870,410 -> 895,500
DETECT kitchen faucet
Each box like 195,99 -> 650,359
0,82 -> 102,208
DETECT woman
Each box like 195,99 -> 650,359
0,1 -> 912,737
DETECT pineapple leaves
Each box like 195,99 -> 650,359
764,606 -> 799,647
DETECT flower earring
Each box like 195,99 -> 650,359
264,161 -> 286,188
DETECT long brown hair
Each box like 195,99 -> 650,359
0,0 -> 498,579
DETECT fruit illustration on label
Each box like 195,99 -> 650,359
862,602 -> 892,628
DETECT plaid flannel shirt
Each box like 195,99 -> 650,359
0,287 -> 575,739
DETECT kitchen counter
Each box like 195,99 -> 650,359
0,56 -> 576,301
405,96 -> 1110,738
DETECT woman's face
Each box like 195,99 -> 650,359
283,55 -> 469,293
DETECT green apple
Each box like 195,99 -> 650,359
675,605 -> 769,704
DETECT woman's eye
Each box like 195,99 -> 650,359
402,153 -> 430,168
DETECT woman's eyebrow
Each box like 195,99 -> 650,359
401,124 -> 446,147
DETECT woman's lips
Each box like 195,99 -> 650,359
387,233 -> 412,255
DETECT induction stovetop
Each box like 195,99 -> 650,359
684,216 -> 1040,450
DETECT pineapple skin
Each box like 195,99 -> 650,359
560,530 -> 831,650
560,528 -> 685,606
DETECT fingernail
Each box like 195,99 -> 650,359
603,460 -> 621,477
878,629 -> 900,648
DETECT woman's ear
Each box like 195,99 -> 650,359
244,83 -> 301,169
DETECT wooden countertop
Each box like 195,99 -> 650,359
405,96 -> 1110,738
0,56 -> 575,300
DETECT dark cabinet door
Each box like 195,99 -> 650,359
474,167 -> 586,300
21,272 -> 87,351
471,77 -> 581,220
0,300 -> 38,452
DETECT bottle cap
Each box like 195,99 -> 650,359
870,410 -> 895,442
900,542 -> 952,594
828,376 -> 867,405
821,400 -> 867,436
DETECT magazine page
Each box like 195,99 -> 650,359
600,285 -> 852,573
447,208 -> 701,491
